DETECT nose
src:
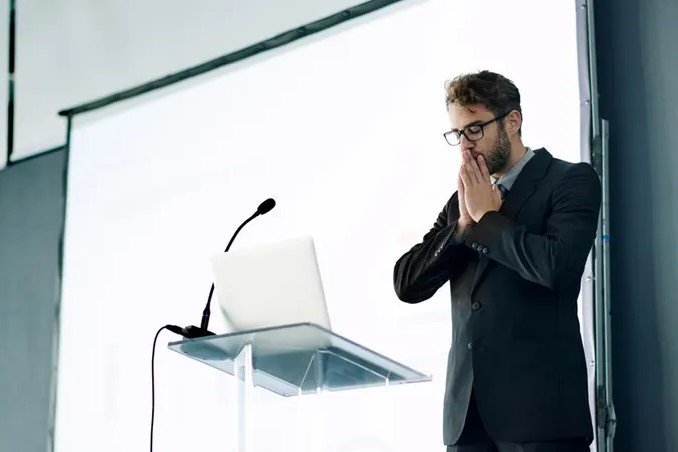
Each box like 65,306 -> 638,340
459,134 -> 475,154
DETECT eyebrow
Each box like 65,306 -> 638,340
451,119 -> 484,133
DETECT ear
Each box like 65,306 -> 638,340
505,110 -> 522,137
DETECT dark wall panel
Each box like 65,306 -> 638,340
0,149 -> 65,452
595,0 -> 678,450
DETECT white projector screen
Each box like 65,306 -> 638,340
57,1 -> 587,451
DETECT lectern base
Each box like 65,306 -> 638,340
168,322 -> 431,451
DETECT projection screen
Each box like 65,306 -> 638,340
57,1 -> 590,451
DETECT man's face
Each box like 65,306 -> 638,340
447,103 -> 510,176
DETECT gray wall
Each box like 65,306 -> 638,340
594,0 -> 678,450
0,149 -> 65,452
2,0 -> 390,161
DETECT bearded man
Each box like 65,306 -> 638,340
394,70 -> 600,452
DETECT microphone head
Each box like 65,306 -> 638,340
257,198 -> 276,215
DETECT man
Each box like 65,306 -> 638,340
393,70 -> 600,452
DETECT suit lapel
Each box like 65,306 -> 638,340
470,148 -> 553,295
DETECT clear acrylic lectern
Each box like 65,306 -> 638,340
168,322 -> 430,451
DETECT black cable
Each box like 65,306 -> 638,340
151,325 -> 181,452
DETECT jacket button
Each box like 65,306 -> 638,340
482,247 -> 488,254
472,302 -> 481,311
471,243 -> 477,249
467,342 -> 473,350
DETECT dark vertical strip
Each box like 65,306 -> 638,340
6,0 -> 15,165
595,0 -> 667,449
47,117 -> 70,452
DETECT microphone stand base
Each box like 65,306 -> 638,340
182,325 -> 216,339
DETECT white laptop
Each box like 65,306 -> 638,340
210,235 -> 332,334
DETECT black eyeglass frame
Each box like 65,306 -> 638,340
443,111 -> 511,146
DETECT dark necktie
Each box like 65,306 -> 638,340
496,183 -> 509,200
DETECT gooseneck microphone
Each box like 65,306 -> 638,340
172,198 -> 277,339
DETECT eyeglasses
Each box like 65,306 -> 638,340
443,111 -> 510,146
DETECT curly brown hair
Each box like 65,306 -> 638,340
444,70 -> 522,135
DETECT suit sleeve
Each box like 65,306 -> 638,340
463,162 -> 602,290
393,192 -> 476,303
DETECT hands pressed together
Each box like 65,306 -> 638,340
457,150 -> 503,228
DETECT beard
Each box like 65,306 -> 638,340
483,125 -> 511,175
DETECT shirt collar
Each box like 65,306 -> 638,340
490,147 -> 535,190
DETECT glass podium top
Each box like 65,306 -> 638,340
168,322 -> 431,397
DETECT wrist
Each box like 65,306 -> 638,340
473,208 -> 495,223
457,220 -> 474,237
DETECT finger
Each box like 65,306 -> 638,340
463,161 -> 477,186
465,152 -> 482,184
462,150 -> 471,165
459,161 -> 472,186
477,155 -> 491,182
458,174 -> 466,205
461,154 -> 474,182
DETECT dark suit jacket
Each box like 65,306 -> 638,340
393,148 -> 599,445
